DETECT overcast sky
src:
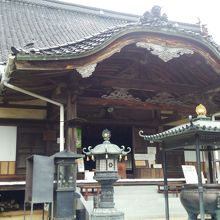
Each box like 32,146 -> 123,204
61,0 -> 220,44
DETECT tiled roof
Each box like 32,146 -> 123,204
0,0 -> 138,63
15,21 -> 220,61
1,1 -> 220,63
13,5 -> 220,62
15,22 -> 137,60
139,116 -> 220,142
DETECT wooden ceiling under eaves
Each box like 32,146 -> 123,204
77,44 -> 220,114
3,43 -> 220,125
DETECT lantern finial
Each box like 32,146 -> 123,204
102,129 -> 111,141
195,104 -> 207,117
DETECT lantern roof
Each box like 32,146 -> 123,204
83,129 -> 131,156
139,104 -> 220,149
52,149 -> 84,159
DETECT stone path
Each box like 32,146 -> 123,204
83,185 -> 188,220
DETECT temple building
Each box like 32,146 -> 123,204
1,0 -> 220,187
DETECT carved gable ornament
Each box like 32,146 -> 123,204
136,42 -> 194,62
76,63 -> 97,78
102,88 -> 140,101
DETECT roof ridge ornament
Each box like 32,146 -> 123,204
140,5 -> 168,26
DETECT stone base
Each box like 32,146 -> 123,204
91,208 -> 124,220
53,217 -> 75,220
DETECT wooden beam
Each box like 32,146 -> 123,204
78,97 -> 194,113
84,118 -> 160,127
160,114 -> 182,125
0,107 -> 47,119
0,103 -> 47,110
11,84 -> 56,92
89,77 -> 200,95
3,91 -> 52,102
203,78 -> 220,94
13,69 -> 71,79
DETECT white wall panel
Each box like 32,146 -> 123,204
0,126 -> 17,161
184,150 -> 205,162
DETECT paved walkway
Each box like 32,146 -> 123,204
82,185 -> 188,220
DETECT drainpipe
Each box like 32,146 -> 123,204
0,56 -> 65,152
212,113 -> 220,183
3,82 -> 65,152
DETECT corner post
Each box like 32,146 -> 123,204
162,147 -> 169,220
195,134 -> 205,220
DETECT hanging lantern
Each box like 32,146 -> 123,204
119,154 -> 122,161
91,155 -> 95,161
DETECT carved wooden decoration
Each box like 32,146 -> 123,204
145,92 -> 183,105
102,88 -> 140,101
76,63 -> 97,78
136,42 -> 194,62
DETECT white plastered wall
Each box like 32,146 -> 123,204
0,126 -> 17,161
184,150 -> 205,162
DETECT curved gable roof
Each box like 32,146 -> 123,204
0,0 -> 138,63
14,21 -> 220,62
1,1 -> 220,69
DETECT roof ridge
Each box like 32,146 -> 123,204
7,0 -> 139,21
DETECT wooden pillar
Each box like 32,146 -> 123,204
66,93 -> 78,152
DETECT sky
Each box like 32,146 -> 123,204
61,0 -> 220,44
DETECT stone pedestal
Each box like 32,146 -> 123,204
91,208 -> 124,220
91,171 -> 124,220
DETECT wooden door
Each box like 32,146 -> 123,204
166,150 -> 185,178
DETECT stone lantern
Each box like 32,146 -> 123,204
53,150 -> 84,220
83,129 -> 131,220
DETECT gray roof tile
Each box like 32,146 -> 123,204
0,0 -> 137,63
1,1 -> 219,63
15,21 -> 218,61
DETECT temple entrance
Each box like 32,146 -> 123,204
166,150 -> 185,178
